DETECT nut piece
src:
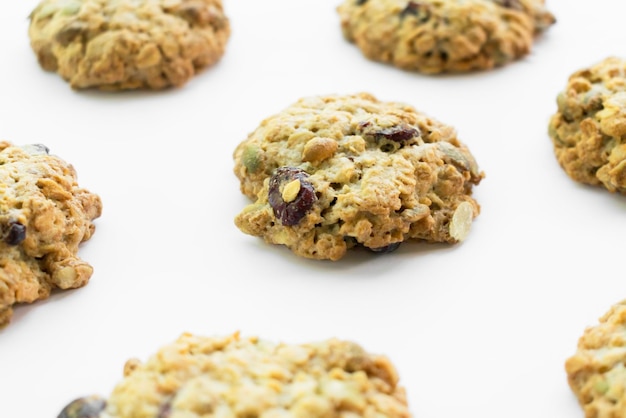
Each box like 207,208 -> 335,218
281,179 -> 301,203
449,201 -> 474,242
302,137 -> 338,163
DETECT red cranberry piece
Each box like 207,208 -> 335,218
57,396 -> 106,418
369,242 -> 402,254
494,0 -> 523,10
158,401 -> 172,418
400,1 -> 429,19
4,221 -> 26,246
268,167 -> 317,226
376,125 -> 419,142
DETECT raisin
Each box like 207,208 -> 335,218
369,242 -> 402,254
268,167 -> 317,226
4,221 -> 26,246
376,124 -> 419,142
356,0 -> 368,4
57,396 -> 106,418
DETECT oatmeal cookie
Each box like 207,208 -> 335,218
28,0 -> 230,90
565,300 -> 626,418
548,57 -> 626,194
233,93 -> 484,261
57,332 -> 412,418
337,0 -> 555,74
0,142 -> 102,328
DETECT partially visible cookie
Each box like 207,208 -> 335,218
337,0 -> 555,74
0,142 -> 102,328
28,0 -> 230,90
548,57 -> 626,194
58,332 -> 412,418
565,300 -> 626,418
233,93 -> 484,261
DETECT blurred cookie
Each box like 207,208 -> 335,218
549,57 -> 626,194
233,93 -> 484,260
337,0 -> 555,74
565,300 -> 626,418
0,142 -> 102,328
29,0 -> 230,90
58,332 -> 412,418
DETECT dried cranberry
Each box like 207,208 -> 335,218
4,221 -> 25,246
268,167 -> 317,226
158,401 -> 172,418
494,0 -> 523,10
376,125 -> 419,142
369,242 -> 402,254
57,396 -> 106,418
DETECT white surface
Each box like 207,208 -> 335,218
1,0 -> 625,416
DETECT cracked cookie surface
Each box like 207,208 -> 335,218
337,0 -> 555,74
29,0 -> 230,90
58,332 -> 412,418
233,93 -> 484,261
0,141 -> 102,328
548,57 -> 626,194
565,300 -> 626,418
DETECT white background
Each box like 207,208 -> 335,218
1,0 -> 625,416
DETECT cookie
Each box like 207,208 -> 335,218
565,300 -> 626,418
548,57 -> 626,194
337,0 -> 555,74
233,93 -> 484,261
28,0 -> 230,90
0,142 -> 102,328
57,332 -> 412,418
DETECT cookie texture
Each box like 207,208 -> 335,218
29,0 -> 230,90
548,57 -> 626,194
233,93 -> 484,261
337,0 -> 555,74
0,142 -> 102,328
58,332 -> 412,418
565,300 -> 626,418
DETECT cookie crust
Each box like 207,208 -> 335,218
233,93 -> 484,261
337,0 -> 555,74
0,142 -> 102,327
566,301 -> 626,418
28,0 -> 230,90
548,57 -> 626,194
59,332 -> 412,418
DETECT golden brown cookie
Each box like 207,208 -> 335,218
233,93 -> 484,260
28,0 -> 230,90
337,0 -> 555,74
548,57 -> 626,194
566,300 -> 626,418
0,141 -> 102,328
58,332 -> 412,418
